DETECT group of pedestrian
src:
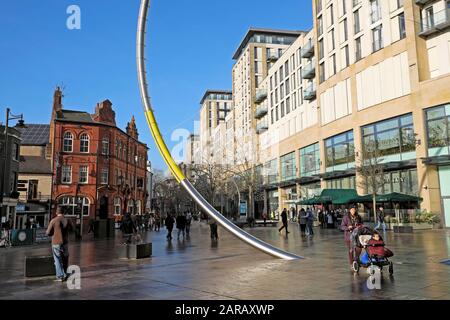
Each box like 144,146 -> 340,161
164,211 -> 193,241
318,209 -> 342,229
279,207 -> 315,236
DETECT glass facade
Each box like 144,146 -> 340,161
362,113 -> 416,163
380,168 -> 418,195
281,152 -> 296,182
300,182 -> 321,200
325,131 -> 355,172
326,176 -> 356,189
300,143 -> 320,177
265,159 -> 279,185
426,104 -> 450,157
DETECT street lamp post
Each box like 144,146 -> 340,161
1,107 -> 25,223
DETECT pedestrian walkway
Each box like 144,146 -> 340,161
0,221 -> 449,300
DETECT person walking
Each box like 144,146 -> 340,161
262,212 -> 268,227
318,210 -> 325,229
305,207 -> 315,235
374,206 -> 387,233
176,213 -> 187,240
185,211 -> 192,236
46,207 -> 73,282
326,211 -> 334,229
165,214 -> 175,240
291,207 -> 297,222
340,205 -> 363,268
154,213 -> 161,232
209,218 -> 218,240
87,219 -> 95,234
120,213 -> 137,244
298,208 -> 307,235
278,208 -> 289,235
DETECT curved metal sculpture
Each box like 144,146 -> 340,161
136,0 -> 301,260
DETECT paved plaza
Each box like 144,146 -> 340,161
0,222 -> 449,300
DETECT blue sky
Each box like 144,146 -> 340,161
0,0 -> 313,170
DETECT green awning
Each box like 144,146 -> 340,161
319,189 -> 359,205
350,192 -> 423,203
376,192 -> 423,203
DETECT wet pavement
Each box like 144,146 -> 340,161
0,222 -> 449,300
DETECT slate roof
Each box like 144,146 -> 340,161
19,156 -> 52,174
17,124 -> 50,146
57,110 -> 95,123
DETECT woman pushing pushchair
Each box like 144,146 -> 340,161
341,205 -> 394,274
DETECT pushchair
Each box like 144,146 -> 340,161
350,225 -> 394,275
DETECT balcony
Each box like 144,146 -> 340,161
419,8 -> 450,37
300,40 -> 315,59
267,53 -> 279,62
303,83 -> 316,101
255,89 -> 268,103
256,121 -> 268,134
255,104 -> 268,119
415,0 -> 434,5
302,60 -> 316,79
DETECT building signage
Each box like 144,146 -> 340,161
239,201 -> 247,216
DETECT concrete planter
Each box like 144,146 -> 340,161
25,256 -> 55,277
119,243 -> 152,260
392,223 -> 434,233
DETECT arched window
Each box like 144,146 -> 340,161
63,132 -> 73,152
114,197 -> 122,215
80,133 -> 89,153
127,199 -> 135,215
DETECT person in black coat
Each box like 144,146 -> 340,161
120,213 -> 137,244
165,214 -> 175,240
278,208 -> 290,235
176,214 -> 187,240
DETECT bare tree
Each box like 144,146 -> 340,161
356,140 -> 385,222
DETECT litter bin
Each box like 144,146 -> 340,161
94,220 -> 108,239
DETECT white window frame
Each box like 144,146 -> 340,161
101,168 -> 109,185
63,132 -> 73,153
102,138 -> 109,155
61,165 -> 72,184
80,133 -> 90,153
79,165 -> 89,184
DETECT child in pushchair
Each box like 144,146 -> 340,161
350,226 -> 394,275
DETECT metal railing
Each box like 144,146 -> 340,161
255,104 -> 268,118
255,89 -> 268,103
303,83 -> 317,100
420,8 -> 450,36
300,40 -> 314,59
301,60 -> 316,79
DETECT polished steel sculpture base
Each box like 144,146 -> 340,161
136,0 -> 301,260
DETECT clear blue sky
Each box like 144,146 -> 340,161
0,0 -> 313,170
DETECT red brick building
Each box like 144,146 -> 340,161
49,88 -> 148,225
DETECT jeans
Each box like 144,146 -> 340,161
306,223 -> 314,235
177,228 -> 185,239
52,244 -> 69,279
375,222 -> 387,233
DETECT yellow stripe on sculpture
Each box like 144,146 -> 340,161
144,110 -> 185,183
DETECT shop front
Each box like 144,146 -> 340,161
267,189 -> 279,220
